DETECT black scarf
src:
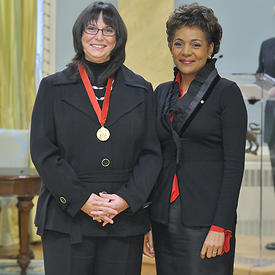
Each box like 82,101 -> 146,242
160,59 -> 221,163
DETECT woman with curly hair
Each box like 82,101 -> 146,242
144,3 -> 247,275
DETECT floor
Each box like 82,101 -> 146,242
0,242 -> 43,260
235,235 -> 275,265
0,242 -> 44,275
0,235 -> 275,275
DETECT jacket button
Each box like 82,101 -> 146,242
101,158 -> 110,167
200,100 -> 205,104
59,196 -> 67,204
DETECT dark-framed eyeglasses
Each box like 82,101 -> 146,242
84,25 -> 116,37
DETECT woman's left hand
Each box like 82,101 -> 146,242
143,230 -> 155,258
200,230 -> 224,259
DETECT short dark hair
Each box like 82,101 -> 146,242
70,1 -> 127,84
166,3 -> 222,57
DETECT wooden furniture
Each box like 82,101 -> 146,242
0,168 -> 41,275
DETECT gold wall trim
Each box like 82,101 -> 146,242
43,0 -> 56,76
118,0 -> 174,88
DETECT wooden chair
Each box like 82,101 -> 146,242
0,129 -> 30,246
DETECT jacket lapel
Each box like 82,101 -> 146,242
61,83 -> 99,123
106,66 -> 145,127
172,61 -> 219,135
173,62 -> 220,163
52,65 -> 146,127
53,66 -> 99,124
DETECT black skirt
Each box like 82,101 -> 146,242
152,198 -> 235,275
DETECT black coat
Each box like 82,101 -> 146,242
257,37 -> 275,77
256,37 -> 275,147
150,62 -> 247,231
30,65 -> 162,243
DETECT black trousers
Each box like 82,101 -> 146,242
42,230 -> 144,275
152,198 -> 235,275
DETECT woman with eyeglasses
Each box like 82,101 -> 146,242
30,2 -> 161,274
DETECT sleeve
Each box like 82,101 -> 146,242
212,82 -> 247,230
115,84 -> 162,213
210,225 -> 232,255
30,77 -> 90,217
256,42 -> 264,74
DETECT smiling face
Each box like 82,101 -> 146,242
81,12 -> 116,63
171,26 -> 214,81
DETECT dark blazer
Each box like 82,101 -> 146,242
257,37 -> 275,77
30,65 -> 162,243
257,37 -> 275,147
150,69 -> 247,231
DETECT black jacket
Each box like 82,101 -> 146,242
30,64 -> 162,243
257,37 -> 275,147
257,37 -> 275,77
150,61 -> 247,231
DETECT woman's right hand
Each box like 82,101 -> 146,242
200,230 -> 224,259
81,193 -> 118,224
143,230 -> 155,258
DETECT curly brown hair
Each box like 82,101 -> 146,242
166,3 -> 222,57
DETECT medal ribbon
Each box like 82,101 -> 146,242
78,63 -> 113,126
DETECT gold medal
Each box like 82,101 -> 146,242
96,126 -> 110,141
78,64 -> 113,143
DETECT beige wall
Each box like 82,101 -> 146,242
118,0 -> 174,89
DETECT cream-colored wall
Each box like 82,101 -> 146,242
118,0 -> 174,89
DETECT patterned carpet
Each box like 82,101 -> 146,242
0,259 -> 44,275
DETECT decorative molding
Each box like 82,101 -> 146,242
43,0 -> 56,76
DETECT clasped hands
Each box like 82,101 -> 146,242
81,192 -> 129,226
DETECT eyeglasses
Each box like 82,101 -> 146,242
84,25 -> 116,37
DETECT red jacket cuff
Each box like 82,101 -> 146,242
210,225 -> 232,255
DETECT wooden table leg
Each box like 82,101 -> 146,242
17,196 -> 34,275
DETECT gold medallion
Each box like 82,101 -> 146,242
96,126 -> 110,141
